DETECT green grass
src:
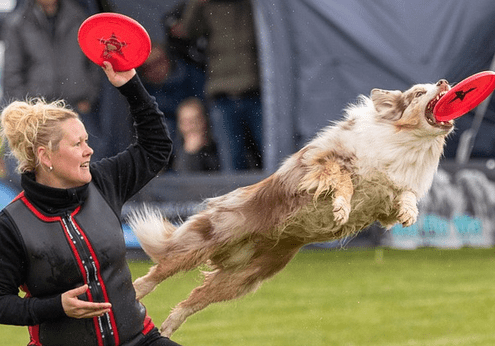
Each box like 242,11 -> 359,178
2,248 -> 495,345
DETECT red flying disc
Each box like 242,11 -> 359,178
78,13 -> 151,72
434,71 -> 495,122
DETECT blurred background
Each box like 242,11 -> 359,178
1,0 -> 495,252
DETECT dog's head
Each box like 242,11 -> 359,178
371,79 -> 453,135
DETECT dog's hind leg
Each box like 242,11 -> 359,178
134,261 -> 180,300
160,238 -> 303,337
134,247 -> 212,300
134,214 -> 218,299
159,267 -> 261,337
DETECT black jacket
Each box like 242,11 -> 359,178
0,75 -> 172,344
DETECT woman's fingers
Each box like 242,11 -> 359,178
61,284 -> 112,319
101,61 -> 136,87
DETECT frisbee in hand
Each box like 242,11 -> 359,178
434,71 -> 495,122
78,13 -> 151,72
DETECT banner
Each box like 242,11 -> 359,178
385,167 -> 495,249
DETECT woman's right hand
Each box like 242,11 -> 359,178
61,285 -> 112,319
101,61 -> 136,88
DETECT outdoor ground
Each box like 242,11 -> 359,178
2,248 -> 494,345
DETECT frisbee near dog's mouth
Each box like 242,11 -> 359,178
78,13 -> 151,72
433,71 -> 495,122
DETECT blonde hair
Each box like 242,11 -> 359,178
0,98 -> 80,173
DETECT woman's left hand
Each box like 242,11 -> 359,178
61,285 -> 112,319
101,61 -> 136,87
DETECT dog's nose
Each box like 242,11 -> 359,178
436,79 -> 449,86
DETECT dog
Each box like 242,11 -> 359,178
128,79 -> 453,337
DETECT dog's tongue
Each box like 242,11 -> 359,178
434,71 -> 495,122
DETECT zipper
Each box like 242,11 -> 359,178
62,212 -> 116,346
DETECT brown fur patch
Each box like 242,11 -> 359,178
299,149 -> 355,199
240,174 -> 310,235
371,89 -> 406,121
340,118 -> 356,131
188,214 -> 214,241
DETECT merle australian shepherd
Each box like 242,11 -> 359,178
129,79 -> 453,336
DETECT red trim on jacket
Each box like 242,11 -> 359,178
27,325 -> 42,346
19,195 -> 120,346
142,314 -> 155,335
20,285 -> 42,346
19,195 -> 62,222
71,210 -> 120,346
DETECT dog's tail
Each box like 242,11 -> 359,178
127,205 -> 176,262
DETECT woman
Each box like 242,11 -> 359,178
0,63 -> 181,346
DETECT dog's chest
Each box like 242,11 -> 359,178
284,173 -> 400,242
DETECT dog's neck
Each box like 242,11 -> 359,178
365,131 -> 446,197
312,108 -> 447,198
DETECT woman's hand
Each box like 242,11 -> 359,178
101,61 -> 136,87
61,285 -> 112,319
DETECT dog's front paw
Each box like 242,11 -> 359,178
397,191 -> 418,227
397,204 -> 418,227
333,196 -> 351,225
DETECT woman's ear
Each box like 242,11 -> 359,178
37,146 -> 52,170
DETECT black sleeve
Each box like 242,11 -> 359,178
0,212 -> 66,325
90,74 -> 173,212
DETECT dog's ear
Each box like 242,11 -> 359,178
371,89 -> 405,121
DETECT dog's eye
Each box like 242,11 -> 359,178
415,91 -> 426,97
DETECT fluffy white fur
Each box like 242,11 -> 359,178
128,79 -> 453,337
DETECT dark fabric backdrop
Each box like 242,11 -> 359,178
108,0 -> 495,171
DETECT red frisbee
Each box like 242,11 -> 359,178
78,13 -> 151,72
434,71 -> 495,122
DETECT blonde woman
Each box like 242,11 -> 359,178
0,62 -> 181,346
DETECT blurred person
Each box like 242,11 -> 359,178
173,96 -> 220,172
0,62 -> 181,346
2,0 -> 103,157
170,0 -> 263,172
138,42 -> 205,167
74,0 -> 113,15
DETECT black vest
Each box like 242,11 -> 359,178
5,183 -> 152,346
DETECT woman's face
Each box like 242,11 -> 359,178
46,118 -> 93,189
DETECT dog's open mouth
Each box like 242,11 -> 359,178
425,91 -> 453,129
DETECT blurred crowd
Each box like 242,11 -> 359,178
0,0 -> 264,184
2,0 -> 495,186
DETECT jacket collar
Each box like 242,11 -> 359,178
21,171 -> 89,215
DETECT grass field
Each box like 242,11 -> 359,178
2,247 -> 495,345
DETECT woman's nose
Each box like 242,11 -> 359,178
85,143 -> 94,156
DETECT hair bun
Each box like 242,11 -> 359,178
0,98 -> 78,173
